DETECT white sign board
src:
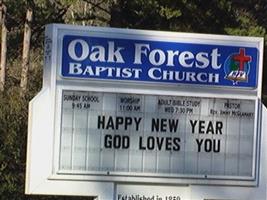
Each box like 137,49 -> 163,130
59,90 -> 256,180
25,24 -> 265,199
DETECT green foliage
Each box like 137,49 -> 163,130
224,11 -> 266,37
0,49 -> 92,200
159,6 -> 182,20
0,88 -> 27,198
110,0 -> 237,33
0,45 -> 37,197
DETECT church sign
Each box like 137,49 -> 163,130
61,35 -> 258,88
25,24 -> 264,198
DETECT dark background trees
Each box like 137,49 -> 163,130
0,0 -> 266,199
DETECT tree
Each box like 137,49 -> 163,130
20,8 -> 33,95
110,0 -> 237,33
0,2 -> 7,92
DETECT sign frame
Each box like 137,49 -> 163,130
25,24 -> 264,197
53,86 -> 260,182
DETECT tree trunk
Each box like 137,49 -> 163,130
20,8 -> 33,95
82,2 -> 87,26
0,3 -> 7,92
0,0 -> 1,23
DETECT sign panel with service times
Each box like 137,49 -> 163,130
59,90 -> 256,180
25,24 -> 264,198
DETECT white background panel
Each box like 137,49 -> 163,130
58,90 -> 256,180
